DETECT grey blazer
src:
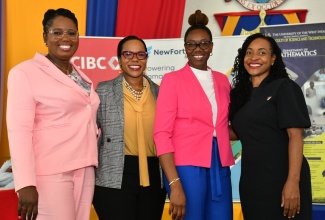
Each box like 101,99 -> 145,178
95,74 -> 163,189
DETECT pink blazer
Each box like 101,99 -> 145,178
154,64 -> 234,167
6,53 -> 100,191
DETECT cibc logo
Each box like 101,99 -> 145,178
71,56 -> 120,70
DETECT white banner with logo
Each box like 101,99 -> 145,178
73,36 -> 246,87
72,35 -> 247,201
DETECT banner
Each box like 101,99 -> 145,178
72,23 -> 325,203
261,22 -> 325,204
73,36 -> 246,88
72,35 -> 247,201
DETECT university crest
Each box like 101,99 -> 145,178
236,0 -> 287,11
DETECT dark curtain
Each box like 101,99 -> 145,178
115,0 -> 186,39
86,0 -> 118,36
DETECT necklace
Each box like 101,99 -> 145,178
123,77 -> 146,100
46,55 -> 72,75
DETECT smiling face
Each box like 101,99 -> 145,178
244,38 -> 276,86
43,16 -> 79,62
184,29 -> 213,70
118,39 -> 147,80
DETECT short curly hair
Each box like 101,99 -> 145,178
42,8 -> 78,34
117,35 -> 147,58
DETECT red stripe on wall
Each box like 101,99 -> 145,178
115,0 -> 186,39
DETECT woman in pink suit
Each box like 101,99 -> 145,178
6,8 -> 100,220
154,10 -> 234,220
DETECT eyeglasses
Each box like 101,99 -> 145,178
122,51 -> 148,60
185,41 -> 212,50
47,29 -> 79,40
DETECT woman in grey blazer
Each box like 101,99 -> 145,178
93,35 -> 166,220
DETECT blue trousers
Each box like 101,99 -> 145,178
164,137 -> 233,220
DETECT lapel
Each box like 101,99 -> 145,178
212,70 -> 222,123
183,63 -> 207,97
73,64 -> 96,98
33,53 -> 90,97
183,64 -> 213,120
112,74 -> 124,123
144,74 -> 158,100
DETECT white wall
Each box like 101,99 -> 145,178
182,0 -> 325,37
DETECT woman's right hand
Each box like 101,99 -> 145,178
17,186 -> 38,220
158,153 -> 185,219
169,181 -> 186,220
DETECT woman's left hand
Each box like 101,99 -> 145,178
281,180 -> 300,218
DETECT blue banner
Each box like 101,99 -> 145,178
261,22 -> 325,204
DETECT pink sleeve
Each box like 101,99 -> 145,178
154,73 -> 178,156
6,67 -> 37,191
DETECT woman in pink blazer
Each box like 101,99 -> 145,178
6,8 -> 99,220
154,10 -> 235,220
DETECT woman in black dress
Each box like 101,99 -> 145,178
229,33 -> 312,220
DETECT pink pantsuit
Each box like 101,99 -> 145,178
6,53 -> 100,219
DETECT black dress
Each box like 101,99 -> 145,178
231,77 -> 312,220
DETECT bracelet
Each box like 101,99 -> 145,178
169,177 -> 180,186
